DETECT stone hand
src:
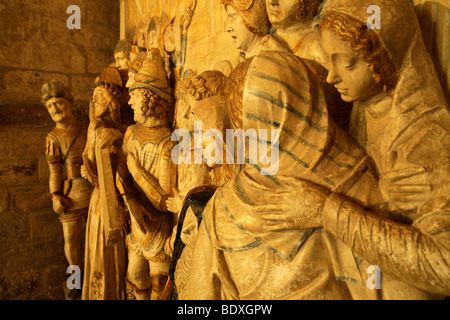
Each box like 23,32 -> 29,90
260,180 -> 329,231
166,188 -> 183,214
380,167 -> 432,212
95,127 -> 123,149
52,194 -> 69,214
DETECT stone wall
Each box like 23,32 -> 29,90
0,0 -> 120,299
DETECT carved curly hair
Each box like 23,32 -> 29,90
134,88 -> 172,120
320,11 -> 398,95
186,70 -> 228,101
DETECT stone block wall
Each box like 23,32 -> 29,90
0,0 -> 120,299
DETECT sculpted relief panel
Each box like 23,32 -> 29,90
41,0 -> 450,300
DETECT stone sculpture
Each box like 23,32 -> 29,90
266,0 -> 327,65
41,81 -> 93,300
319,0 -> 450,299
181,0 -> 384,300
114,39 -> 133,71
122,48 -> 177,300
81,74 -> 128,300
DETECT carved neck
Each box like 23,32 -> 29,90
243,35 -> 265,59
275,21 -> 314,50
139,117 -> 168,128
55,116 -> 77,132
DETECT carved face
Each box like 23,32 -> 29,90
175,95 -> 194,132
92,87 -> 112,119
163,24 -> 176,53
225,5 -> 258,53
137,28 -> 146,48
128,90 -> 147,124
147,29 -> 159,51
126,71 -> 136,89
114,50 -> 129,70
45,97 -> 73,124
266,0 -> 298,27
321,30 -> 382,102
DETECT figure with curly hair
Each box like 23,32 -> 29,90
319,0 -> 450,299
41,80 -> 93,300
120,49 -> 177,300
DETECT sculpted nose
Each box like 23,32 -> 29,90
326,65 -> 340,85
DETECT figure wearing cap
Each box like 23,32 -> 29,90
41,81 -> 93,300
120,49 -> 177,300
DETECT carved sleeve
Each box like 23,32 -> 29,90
45,133 -> 64,195
323,193 -> 450,296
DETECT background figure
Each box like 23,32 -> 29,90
41,81 -> 93,300
266,0 -> 327,65
122,48 -> 177,300
114,39 -> 133,71
81,78 -> 128,300
171,93 -> 234,298
266,0 -> 353,130
319,0 -> 450,299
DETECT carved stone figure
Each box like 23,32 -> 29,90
162,0 -> 196,83
41,81 -> 93,300
126,51 -> 147,89
114,40 -> 132,71
265,0 -> 352,130
122,49 -> 177,300
266,0 -> 327,65
81,76 -> 128,300
319,0 -> 450,299
181,0 -> 384,300
172,94 -> 234,298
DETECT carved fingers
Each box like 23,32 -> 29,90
95,127 -> 123,149
52,195 -> 69,214
380,167 -> 432,212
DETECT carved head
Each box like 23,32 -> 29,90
128,88 -> 172,123
114,40 -> 132,70
320,11 -> 397,102
41,81 -> 74,125
91,83 -> 123,126
266,0 -> 322,27
222,0 -> 270,36
126,51 -> 147,89
174,70 -> 228,131
191,95 -> 231,168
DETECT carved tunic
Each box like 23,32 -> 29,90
124,123 -> 176,260
45,124 -> 92,221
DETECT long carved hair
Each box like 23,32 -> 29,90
320,11 -> 398,95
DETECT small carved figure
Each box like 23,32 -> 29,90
122,48 -> 177,300
319,0 -> 450,299
114,40 -> 133,71
41,81 -> 93,300
126,51 -> 147,89
81,76 -> 128,300
162,0 -> 196,83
